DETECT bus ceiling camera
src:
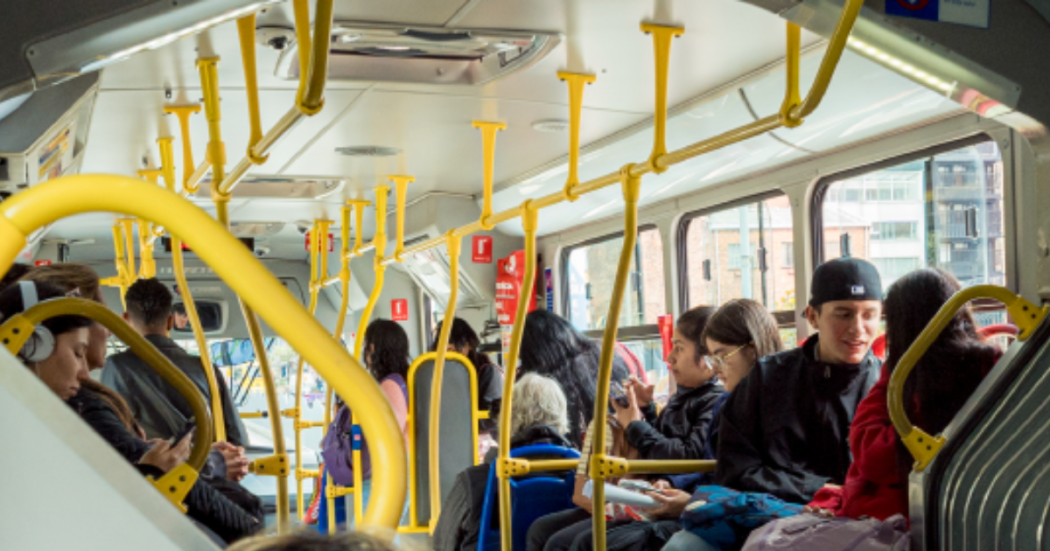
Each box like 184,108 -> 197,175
257,27 -> 295,51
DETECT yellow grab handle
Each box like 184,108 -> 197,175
163,104 -> 202,191
237,14 -> 268,164
197,58 -> 226,184
0,175 -> 407,528
557,72 -> 596,201
780,23 -> 803,128
496,200 -> 539,551
590,165 -> 643,551
472,121 -> 507,230
888,285 -> 1046,471
639,24 -> 684,174
391,176 -> 414,262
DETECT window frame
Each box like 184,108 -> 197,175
674,190 -> 791,319
810,134 -> 994,270
559,223 -> 663,332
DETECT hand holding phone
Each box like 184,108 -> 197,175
170,417 -> 196,445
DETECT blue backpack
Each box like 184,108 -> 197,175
679,486 -> 804,551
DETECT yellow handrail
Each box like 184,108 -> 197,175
589,167 -> 642,551
473,122 -> 506,230
404,350 -> 482,531
0,297 -> 213,510
236,14 -> 266,164
639,24 -> 684,173
163,104 -> 202,191
495,200 -> 538,551
0,175 -> 407,528
428,231 -> 462,530
381,0 -> 864,268
218,0 -> 335,195
888,285 -> 1047,471
324,205 -> 354,435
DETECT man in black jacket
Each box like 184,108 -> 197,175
102,278 -> 249,449
714,257 -> 883,504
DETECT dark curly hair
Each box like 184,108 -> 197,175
518,309 -> 628,448
363,319 -> 411,382
430,317 -> 493,370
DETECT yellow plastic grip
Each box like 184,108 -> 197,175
390,175 -> 415,262
472,121 -> 507,230
888,285 -> 1047,471
557,72 -> 597,201
780,23 -> 803,128
639,24 -> 684,174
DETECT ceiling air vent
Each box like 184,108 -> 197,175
271,23 -> 561,86
335,146 -> 401,157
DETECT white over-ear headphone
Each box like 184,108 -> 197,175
17,281 -> 55,363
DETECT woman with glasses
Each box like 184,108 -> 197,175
643,299 -> 783,551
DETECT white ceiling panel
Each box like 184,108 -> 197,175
277,90 -> 647,196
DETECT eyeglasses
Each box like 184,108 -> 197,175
704,342 -> 751,370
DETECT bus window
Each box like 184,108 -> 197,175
680,194 -> 797,346
820,140 -> 1007,327
564,227 -> 666,331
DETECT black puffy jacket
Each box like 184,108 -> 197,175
624,379 -> 725,461
68,388 -> 262,544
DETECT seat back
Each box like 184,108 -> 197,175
477,444 -> 581,551
410,357 -> 477,527
912,324 -> 1048,550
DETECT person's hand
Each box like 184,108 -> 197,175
627,377 -> 656,408
652,479 -> 673,491
139,436 -> 191,473
212,441 -> 250,481
647,488 -> 692,519
613,385 -> 644,429
802,506 -> 835,518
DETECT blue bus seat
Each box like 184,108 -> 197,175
476,444 -> 581,551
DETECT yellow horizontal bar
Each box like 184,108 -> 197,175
239,411 -> 269,419
625,459 -> 716,475
527,459 -> 580,472
397,526 -> 430,534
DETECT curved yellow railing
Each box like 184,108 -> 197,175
0,297 -> 213,510
404,350 -> 482,532
296,221 -> 324,519
889,285 -> 1047,471
0,175 -> 407,528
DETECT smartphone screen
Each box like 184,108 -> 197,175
171,417 -> 196,444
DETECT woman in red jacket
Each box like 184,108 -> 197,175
808,268 -> 999,521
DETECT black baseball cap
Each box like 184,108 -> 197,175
809,257 -> 883,307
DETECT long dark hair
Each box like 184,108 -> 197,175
885,268 -> 997,481
703,299 -> 784,360
362,319 -> 411,382
430,317 -> 493,369
0,280 -> 93,343
518,309 -> 628,448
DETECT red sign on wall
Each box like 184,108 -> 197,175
305,233 -> 335,252
495,250 -> 537,325
34,260 -> 52,266
472,235 -> 493,263
391,299 -> 409,321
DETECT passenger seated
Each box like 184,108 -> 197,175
714,257 -> 882,504
25,264 -> 251,482
320,318 -> 412,530
532,304 -> 781,551
228,529 -> 400,551
430,317 -> 504,438
0,281 -> 262,544
433,373 -> 573,551
102,277 -> 249,448
518,309 -> 629,449
806,268 -> 999,521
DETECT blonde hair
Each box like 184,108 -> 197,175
22,263 -> 102,301
509,373 -> 569,437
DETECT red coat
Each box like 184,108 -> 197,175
809,352 -> 998,521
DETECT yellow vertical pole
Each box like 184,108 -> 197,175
639,24 -> 684,173
348,185 -> 390,526
295,221 -> 321,519
472,122 -> 507,230
496,201 -> 538,551
428,231 -> 461,530
120,218 -> 137,281
557,72 -> 596,201
590,167 -> 642,551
